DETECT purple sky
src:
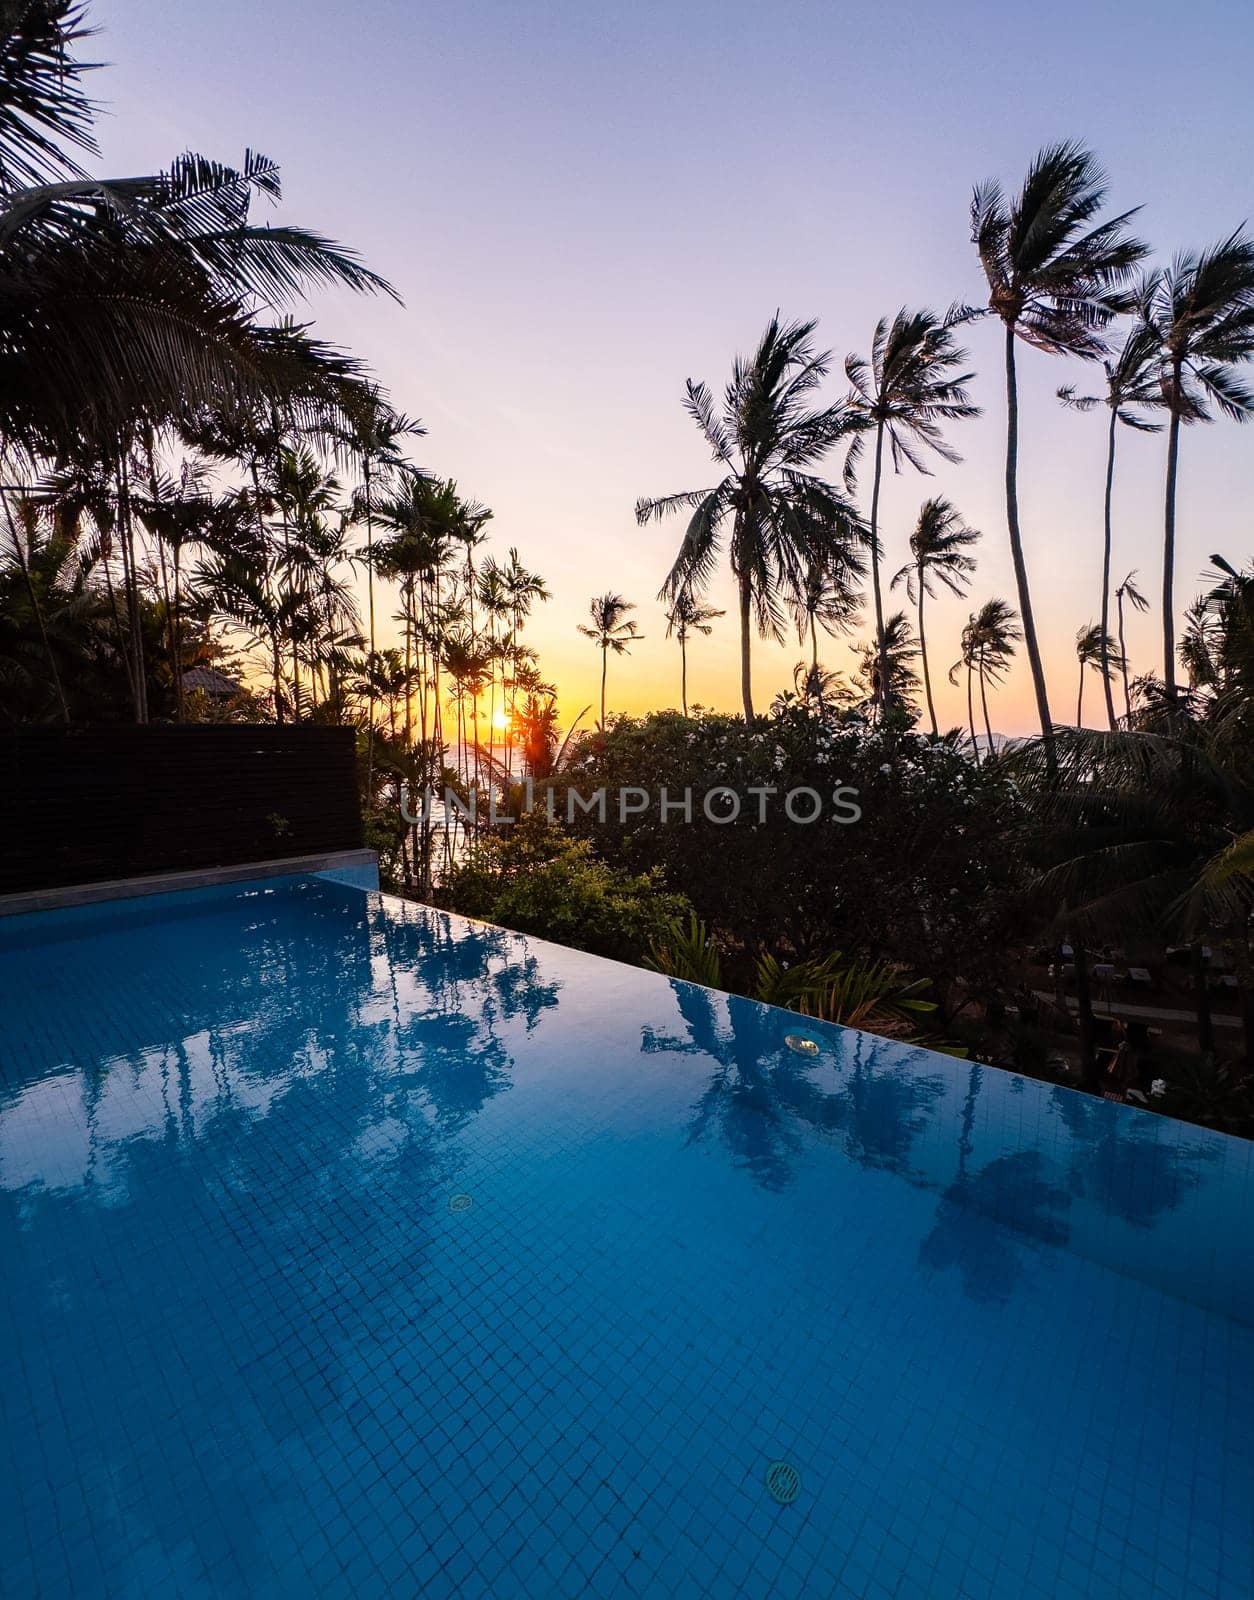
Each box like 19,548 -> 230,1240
95,0 -> 1254,731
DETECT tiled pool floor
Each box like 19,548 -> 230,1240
1,877 -> 1251,1598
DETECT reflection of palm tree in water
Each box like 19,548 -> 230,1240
1,884 -> 564,1578
920,1065 -> 1071,1301
1048,1087 -> 1210,1228
643,984 -> 947,1190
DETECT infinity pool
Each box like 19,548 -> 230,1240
1,874 -> 1251,1599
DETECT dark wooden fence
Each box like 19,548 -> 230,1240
0,725 -> 363,894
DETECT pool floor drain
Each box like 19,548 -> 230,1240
765,1460 -> 801,1505
448,1193 -> 473,1214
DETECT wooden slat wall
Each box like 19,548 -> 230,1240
0,726 -> 363,894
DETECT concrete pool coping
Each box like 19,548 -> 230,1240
0,848 -> 380,918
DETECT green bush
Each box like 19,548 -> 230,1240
438,813 -> 692,965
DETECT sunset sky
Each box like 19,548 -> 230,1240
95,0 -> 1253,734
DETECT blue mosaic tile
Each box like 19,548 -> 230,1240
0,874 -> 1252,1597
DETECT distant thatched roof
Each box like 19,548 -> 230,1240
183,667 -> 243,698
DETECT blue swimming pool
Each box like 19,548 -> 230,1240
1,874 -> 1251,1599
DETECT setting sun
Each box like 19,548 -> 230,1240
491,709 -> 509,730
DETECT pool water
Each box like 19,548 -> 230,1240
1,875 -> 1251,1599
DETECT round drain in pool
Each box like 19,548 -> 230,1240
765,1460 -> 801,1504
448,1193 -> 473,1214
784,1033 -> 820,1058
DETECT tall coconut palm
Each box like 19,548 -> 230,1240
971,142 -> 1148,742
1058,323 -> 1163,727
1114,569 -> 1149,721
664,590 -> 723,716
637,314 -> 863,722
1074,622 -> 1122,727
845,309 -> 979,702
1140,232 -> 1254,694
891,497 -> 980,736
578,592 -> 641,729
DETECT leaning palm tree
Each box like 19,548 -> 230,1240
891,497 -> 979,736
971,142 -> 1148,742
578,592 -> 641,729
664,590 -> 723,716
1058,323 -> 1163,727
637,314 -> 863,721
1074,622 -> 1122,727
1114,568 -> 1149,721
1140,231 -> 1254,694
845,309 -> 979,703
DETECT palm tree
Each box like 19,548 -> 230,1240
339,385 -> 424,791
971,142 -> 1148,742
637,314 -> 863,722
791,544 -> 864,678
1114,569 -> 1149,721
845,309 -> 979,702
1074,622 -> 1122,727
891,497 -> 979,735
1058,323 -> 1163,727
953,600 -> 1020,758
1140,232 -> 1254,694
854,610 -> 920,718
578,592 -> 641,729
664,590 -> 723,716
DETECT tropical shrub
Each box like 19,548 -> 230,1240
438,813 -> 692,965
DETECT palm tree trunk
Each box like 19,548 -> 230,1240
809,612 -> 819,675
917,574 -> 937,736
1117,589 -> 1132,722
680,634 -> 689,718
599,647 -> 608,730
966,661 -> 978,765
1162,364 -> 1183,696
1100,408 -> 1118,729
979,654 -> 994,754
117,453 -> 148,724
737,570 -> 754,722
1003,326 -> 1053,745
869,419 -> 888,709
1077,663 -> 1084,727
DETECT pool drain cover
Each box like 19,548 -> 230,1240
765,1460 -> 800,1505
448,1193 -> 473,1214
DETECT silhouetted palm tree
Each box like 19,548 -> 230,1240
1140,231 -> 1254,694
891,497 -> 980,735
971,142 -> 1147,743
578,592 -> 641,728
664,590 -> 722,716
1058,324 -> 1163,727
1114,569 -> 1149,721
953,600 -> 1020,757
1074,622 -> 1122,727
855,609 -> 920,718
790,541 -> 864,678
845,308 -> 979,703
637,314 -> 863,721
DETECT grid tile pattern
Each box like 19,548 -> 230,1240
1,877 -> 1251,1598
